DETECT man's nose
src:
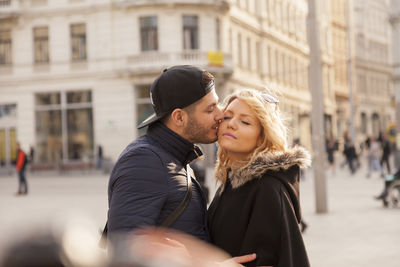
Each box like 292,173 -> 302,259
215,107 -> 224,122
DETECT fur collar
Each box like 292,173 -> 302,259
228,146 -> 311,189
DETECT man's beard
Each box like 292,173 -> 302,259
183,116 -> 217,144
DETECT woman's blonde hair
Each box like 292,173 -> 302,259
215,88 -> 288,187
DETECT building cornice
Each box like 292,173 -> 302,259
354,58 -> 393,74
0,69 -> 126,86
229,16 -> 309,57
112,0 -> 230,12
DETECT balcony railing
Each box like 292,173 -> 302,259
0,0 -> 21,19
113,0 -> 229,9
0,0 -> 11,7
126,50 -> 232,74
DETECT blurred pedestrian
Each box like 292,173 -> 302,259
189,154 -> 209,204
29,145 -> 35,164
367,137 -> 384,178
294,138 -> 307,180
326,137 -> 337,176
15,143 -> 28,196
97,144 -> 103,169
374,168 -> 400,206
208,89 -> 311,267
380,133 -> 391,174
343,139 -> 357,175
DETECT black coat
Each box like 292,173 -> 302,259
208,147 -> 311,267
107,122 -> 209,241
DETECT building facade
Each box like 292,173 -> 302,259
0,0 -> 395,174
353,0 -> 394,143
391,0 -> 400,159
0,0 -> 312,169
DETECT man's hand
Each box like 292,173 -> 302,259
219,253 -> 257,267
232,253 -> 257,264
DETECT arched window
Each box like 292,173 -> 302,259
361,112 -> 367,134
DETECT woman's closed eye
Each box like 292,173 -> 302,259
223,116 -> 232,120
241,120 -> 250,125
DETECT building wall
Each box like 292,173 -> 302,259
354,0 -> 393,142
0,0 -> 396,169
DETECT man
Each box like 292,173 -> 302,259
107,65 -> 222,241
16,143 -> 28,195
107,65 -> 255,265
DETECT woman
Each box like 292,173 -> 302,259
208,89 -> 311,267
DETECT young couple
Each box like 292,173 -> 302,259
106,65 -> 310,267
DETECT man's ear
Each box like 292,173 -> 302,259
170,108 -> 187,127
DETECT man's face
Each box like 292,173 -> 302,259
183,90 -> 223,144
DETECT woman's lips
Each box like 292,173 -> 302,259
222,133 -> 236,139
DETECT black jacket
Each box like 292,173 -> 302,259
107,122 -> 209,241
208,147 -> 311,267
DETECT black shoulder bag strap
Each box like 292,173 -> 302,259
99,164 -> 193,248
160,164 -> 193,227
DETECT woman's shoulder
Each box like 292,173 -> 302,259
245,171 -> 287,196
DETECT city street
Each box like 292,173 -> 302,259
0,161 -> 399,267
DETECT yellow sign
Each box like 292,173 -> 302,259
208,51 -> 224,67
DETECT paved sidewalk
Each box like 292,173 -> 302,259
301,163 -> 400,267
0,164 -> 399,266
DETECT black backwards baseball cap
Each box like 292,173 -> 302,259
137,65 -> 215,129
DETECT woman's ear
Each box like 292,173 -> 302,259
257,132 -> 264,147
257,137 -> 263,147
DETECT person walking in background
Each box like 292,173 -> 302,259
374,166 -> 400,206
15,143 -> 28,195
208,89 -> 311,267
29,145 -> 35,164
380,133 -> 391,174
326,137 -> 337,176
343,139 -> 357,174
97,144 -> 103,169
189,154 -> 209,204
367,137 -> 384,178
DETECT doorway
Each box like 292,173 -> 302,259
0,104 -> 17,169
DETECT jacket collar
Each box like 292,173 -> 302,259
228,146 -> 311,189
147,122 -> 203,165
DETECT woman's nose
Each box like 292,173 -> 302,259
227,118 -> 237,129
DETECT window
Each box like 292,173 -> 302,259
183,15 -> 198,50
266,45 -> 271,77
70,23 -> 87,61
35,91 -> 93,163
294,59 -> 298,87
229,28 -> 233,54
357,74 -> 366,94
238,33 -> 242,66
0,0 -> 11,6
256,41 -> 261,73
0,30 -> 12,65
274,50 -> 279,82
140,16 -> 158,51
216,18 -> 221,51
136,85 -> 153,136
33,26 -> 49,63
247,37 -> 251,69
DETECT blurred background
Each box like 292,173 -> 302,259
1,0 -> 400,266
